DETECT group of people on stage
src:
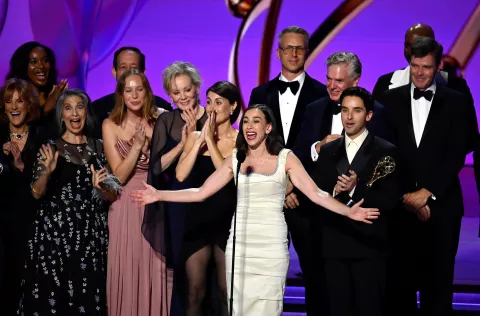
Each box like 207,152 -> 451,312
0,21 -> 477,316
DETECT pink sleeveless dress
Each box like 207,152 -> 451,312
107,139 -> 173,316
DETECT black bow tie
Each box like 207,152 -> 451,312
413,88 -> 434,101
278,80 -> 300,95
332,102 -> 341,115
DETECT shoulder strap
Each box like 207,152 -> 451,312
232,149 -> 240,184
279,148 -> 291,166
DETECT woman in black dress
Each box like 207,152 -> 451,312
143,61 -> 207,315
0,78 -> 44,315
175,81 -> 241,315
17,89 -> 119,315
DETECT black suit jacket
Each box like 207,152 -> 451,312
293,96 -> 392,172
378,84 -> 472,217
91,93 -> 172,138
311,133 -> 401,259
248,73 -> 327,149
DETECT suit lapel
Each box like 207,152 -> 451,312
286,74 -> 315,147
333,138 -> 349,176
418,85 -> 445,147
319,99 -> 334,140
398,85 -> 417,147
267,76 -> 284,145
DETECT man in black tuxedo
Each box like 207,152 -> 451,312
248,25 -> 328,313
91,46 -> 172,138
378,37 -> 475,316
294,52 -> 390,173
372,23 -> 472,102
310,86 -> 400,316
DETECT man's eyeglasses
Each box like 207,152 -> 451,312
278,45 -> 308,55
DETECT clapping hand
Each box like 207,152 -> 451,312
183,108 -> 197,134
204,111 -> 216,142
133,123 -> 146,151
3,141 -> 25,171
38,144 -> 59,176
44,79 -> 68,111
348,199 -> 380,224
334,170 -> 357,193
90,165 -> 109,191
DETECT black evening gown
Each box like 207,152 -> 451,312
17,138 -> 109,315
180,155 -> 237,314
0,122 -> 46,316
143,109 -> 207,316
182,155 -> 236,257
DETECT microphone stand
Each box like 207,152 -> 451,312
229,151 -> 245,316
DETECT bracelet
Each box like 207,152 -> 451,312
32,186 -> 43,196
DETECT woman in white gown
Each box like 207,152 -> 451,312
132,104 -> 379,315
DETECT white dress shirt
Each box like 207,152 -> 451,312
333,129 -> 369,197
310,102 -> 342,162
278,72 -> 306,142
411,82 -> 436,147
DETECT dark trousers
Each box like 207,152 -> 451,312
285,207 -> 315,314
387,212 -> 462,316
324,258 -> 386,316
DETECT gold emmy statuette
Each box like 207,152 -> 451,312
366,156 -> 396,187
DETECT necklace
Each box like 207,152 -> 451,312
10,127 -> 29,140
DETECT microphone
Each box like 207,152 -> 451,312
229,150 -> 246,316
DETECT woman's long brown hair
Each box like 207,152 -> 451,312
109,69 -> 158,125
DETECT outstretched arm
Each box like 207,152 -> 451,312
285,152 -> 379,223
132,156 -> 234,207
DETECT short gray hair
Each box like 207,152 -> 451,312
56,88 -> 95,137
162,61 -> 202,95
278,26 -> 309,47
326,52 -> 362,79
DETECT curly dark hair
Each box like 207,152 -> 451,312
5,41 -> 58,93
236,104 -> 284,156
339,86 -> 374,112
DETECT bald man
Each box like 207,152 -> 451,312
372,23 -> 472,101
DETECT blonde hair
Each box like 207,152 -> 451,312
162,61 -> 202,95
